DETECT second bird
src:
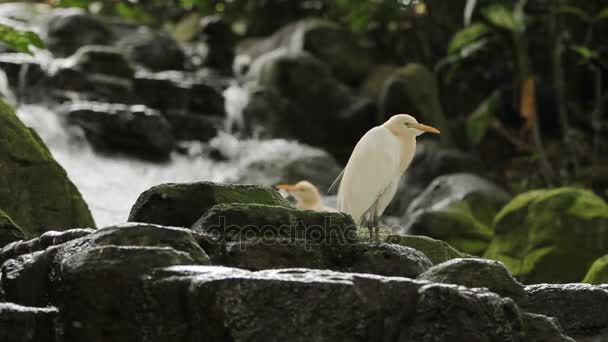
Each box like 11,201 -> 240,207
335,114 -> 440,241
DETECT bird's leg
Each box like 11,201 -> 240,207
373,212 -> 380,243
366,216 -> 374,242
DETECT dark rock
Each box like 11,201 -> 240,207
46,67 -> 133,103
385,140 -> 486,216
228,139 -> 342,192
522,313 -> 575,342
346,243 -> 432,277
43,9 -> 114,57
197,15 -> 236,71
0,53 -> 46,94
0,303 -> 57,342
60,45 -> 134,78
0,209 -> 24,248
0,99 -> 95,236
418,258 -> 527,304
583,254 -> 608,284
385,234 -> 468,265
1,250 -> 52,306
192,203 -> 357,245
485,188 -> 608,283
165,112 -> 220,142
128,182 -> 290,228
524,283 -> 608,340
65,102 -> 174,160
402,173 -> 511,255
144,266 -> 525,341
117,26 -> 185,71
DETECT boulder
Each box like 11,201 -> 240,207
345,243 -> 432,277
522,313 -> 575,342
59,45 -> 134,78
196,15 -> 236,71
385,234 -> 468,264
524,283 -> 608,340
46,66 -> 133,104
65,102 -> 174,160
43,9 -> 114,57
227,139 -> 342,193
418,258 -> 527,304
128,182 -> 289,228
0,303 -> 57,342
165,112 -> 220,142
0,209 -> 24,248
583,255 -> 608,284
402,173 -> 511,255
484,188 -> 608,283
116,26 -> 185,71
0,99 -> 95,236
0,53 -> 46,96
143,266 -> 525,341
385,140 -> 485,216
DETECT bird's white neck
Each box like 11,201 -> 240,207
384,123 -> 417,174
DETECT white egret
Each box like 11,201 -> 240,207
335,114 -> 440,241
276,181 -> 335,212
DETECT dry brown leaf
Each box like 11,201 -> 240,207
520,78 -> 536,132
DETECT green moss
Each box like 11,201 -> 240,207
582,255 -> 608,284
0,99 -> 95,237
355,226 -> 393,243
386,234 -> 468,264
484,187 -> 608,284
0,208 -> 25,247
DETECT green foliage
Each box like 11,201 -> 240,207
482,3 -> 517,32
448,22 -> 490,54
0,24 -> 44,54
466,90 -> 501,145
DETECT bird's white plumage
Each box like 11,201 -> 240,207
337,126 -> 402,225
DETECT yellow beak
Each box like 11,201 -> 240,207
276,184 -> 296,192
411,123 -> 440,134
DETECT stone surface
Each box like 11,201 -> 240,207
60,45 -> 134,78
65,102 -> 174,160
484,188 -> 608,283
522,313 -> 575,342
0,303 -> 58,342
128,182 -> 290,228
385,234 -> 468,264
583,254 -> 608,284
402,173 -> 511,255
346,243 -> 432,278
116,26 -> 185,71
0,209 -> 24,248
0,99 -> 95,236
418,258 -> 527,304
524,283 -> 608,340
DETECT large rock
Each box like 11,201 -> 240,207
522,313 -> 575,342
0,54 -> 46,98
196,15 -> 236,71
116,26 -> 185,71
524,283 -> 608,340
0,303 -> 57,342
65,102 -> 174,160
0,209 -> 24,248
143,266 -> 525,341
385,234 -> 468,264
402,173 -> 511,255
583,255 -> 608,284
385,140 -> 486,216
0,99 -> 95,236
418,258 -> 527,304
128,182 -> 289,228
484,188 -> 608,283
244,51 -> 376,162
43,9 -> 114,57
59,45 -> 134,78
345,243 -> 432,277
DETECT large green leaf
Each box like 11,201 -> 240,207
448,23 -> 490,54
466,89 -> 502,145
482,4 -> 517,32
571,45 -> 599,61
555,5 -> 592,22
0,24 -> 44,55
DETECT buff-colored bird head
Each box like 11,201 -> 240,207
276,181 -> 322,210
384,114 -> 440,137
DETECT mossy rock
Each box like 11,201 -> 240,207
582,255 -> 608,285
0,99 -> 95,237
0,209 -> 25,247
484,187 -> 608,284
386,234 -> 468,265
128,182 -> 290,228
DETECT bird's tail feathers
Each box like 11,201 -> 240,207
328,168 -> 344,195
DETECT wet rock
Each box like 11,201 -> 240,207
144,266 -> 525,341
47,66 -> 133,103
385,234 -> 468,264
60,45 -> 134,78
0,303 -> 57,342
117,26 -> 185,71
0,209 -> 24,248
43,9 -> 114,57
484,188 -> 608,283
1,250 -> 52,306
197,15 -> 236,71
524,283 -> 608,340
385,140 -> 486,216
583,254 -> 608,284
418,258 -> 527,304
165,112 -> 221,142
402,173 -> 511,255
346,243 -> 432,277
0,99 -> 95,236
228,139 -> 342,192
192,203 -> 356,245
65,102 -> 174,160
522,313 -> 576,342
0,53 -> 46,94
128,182 -> 290,228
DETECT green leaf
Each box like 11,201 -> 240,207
482,4 -> 516,31
448,23 -> 490,54
466,89 -> 502,145
594,7 -> 608,21
571,45 -> 599,61
0,24 -> 44,55
555,5 -> 592,22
